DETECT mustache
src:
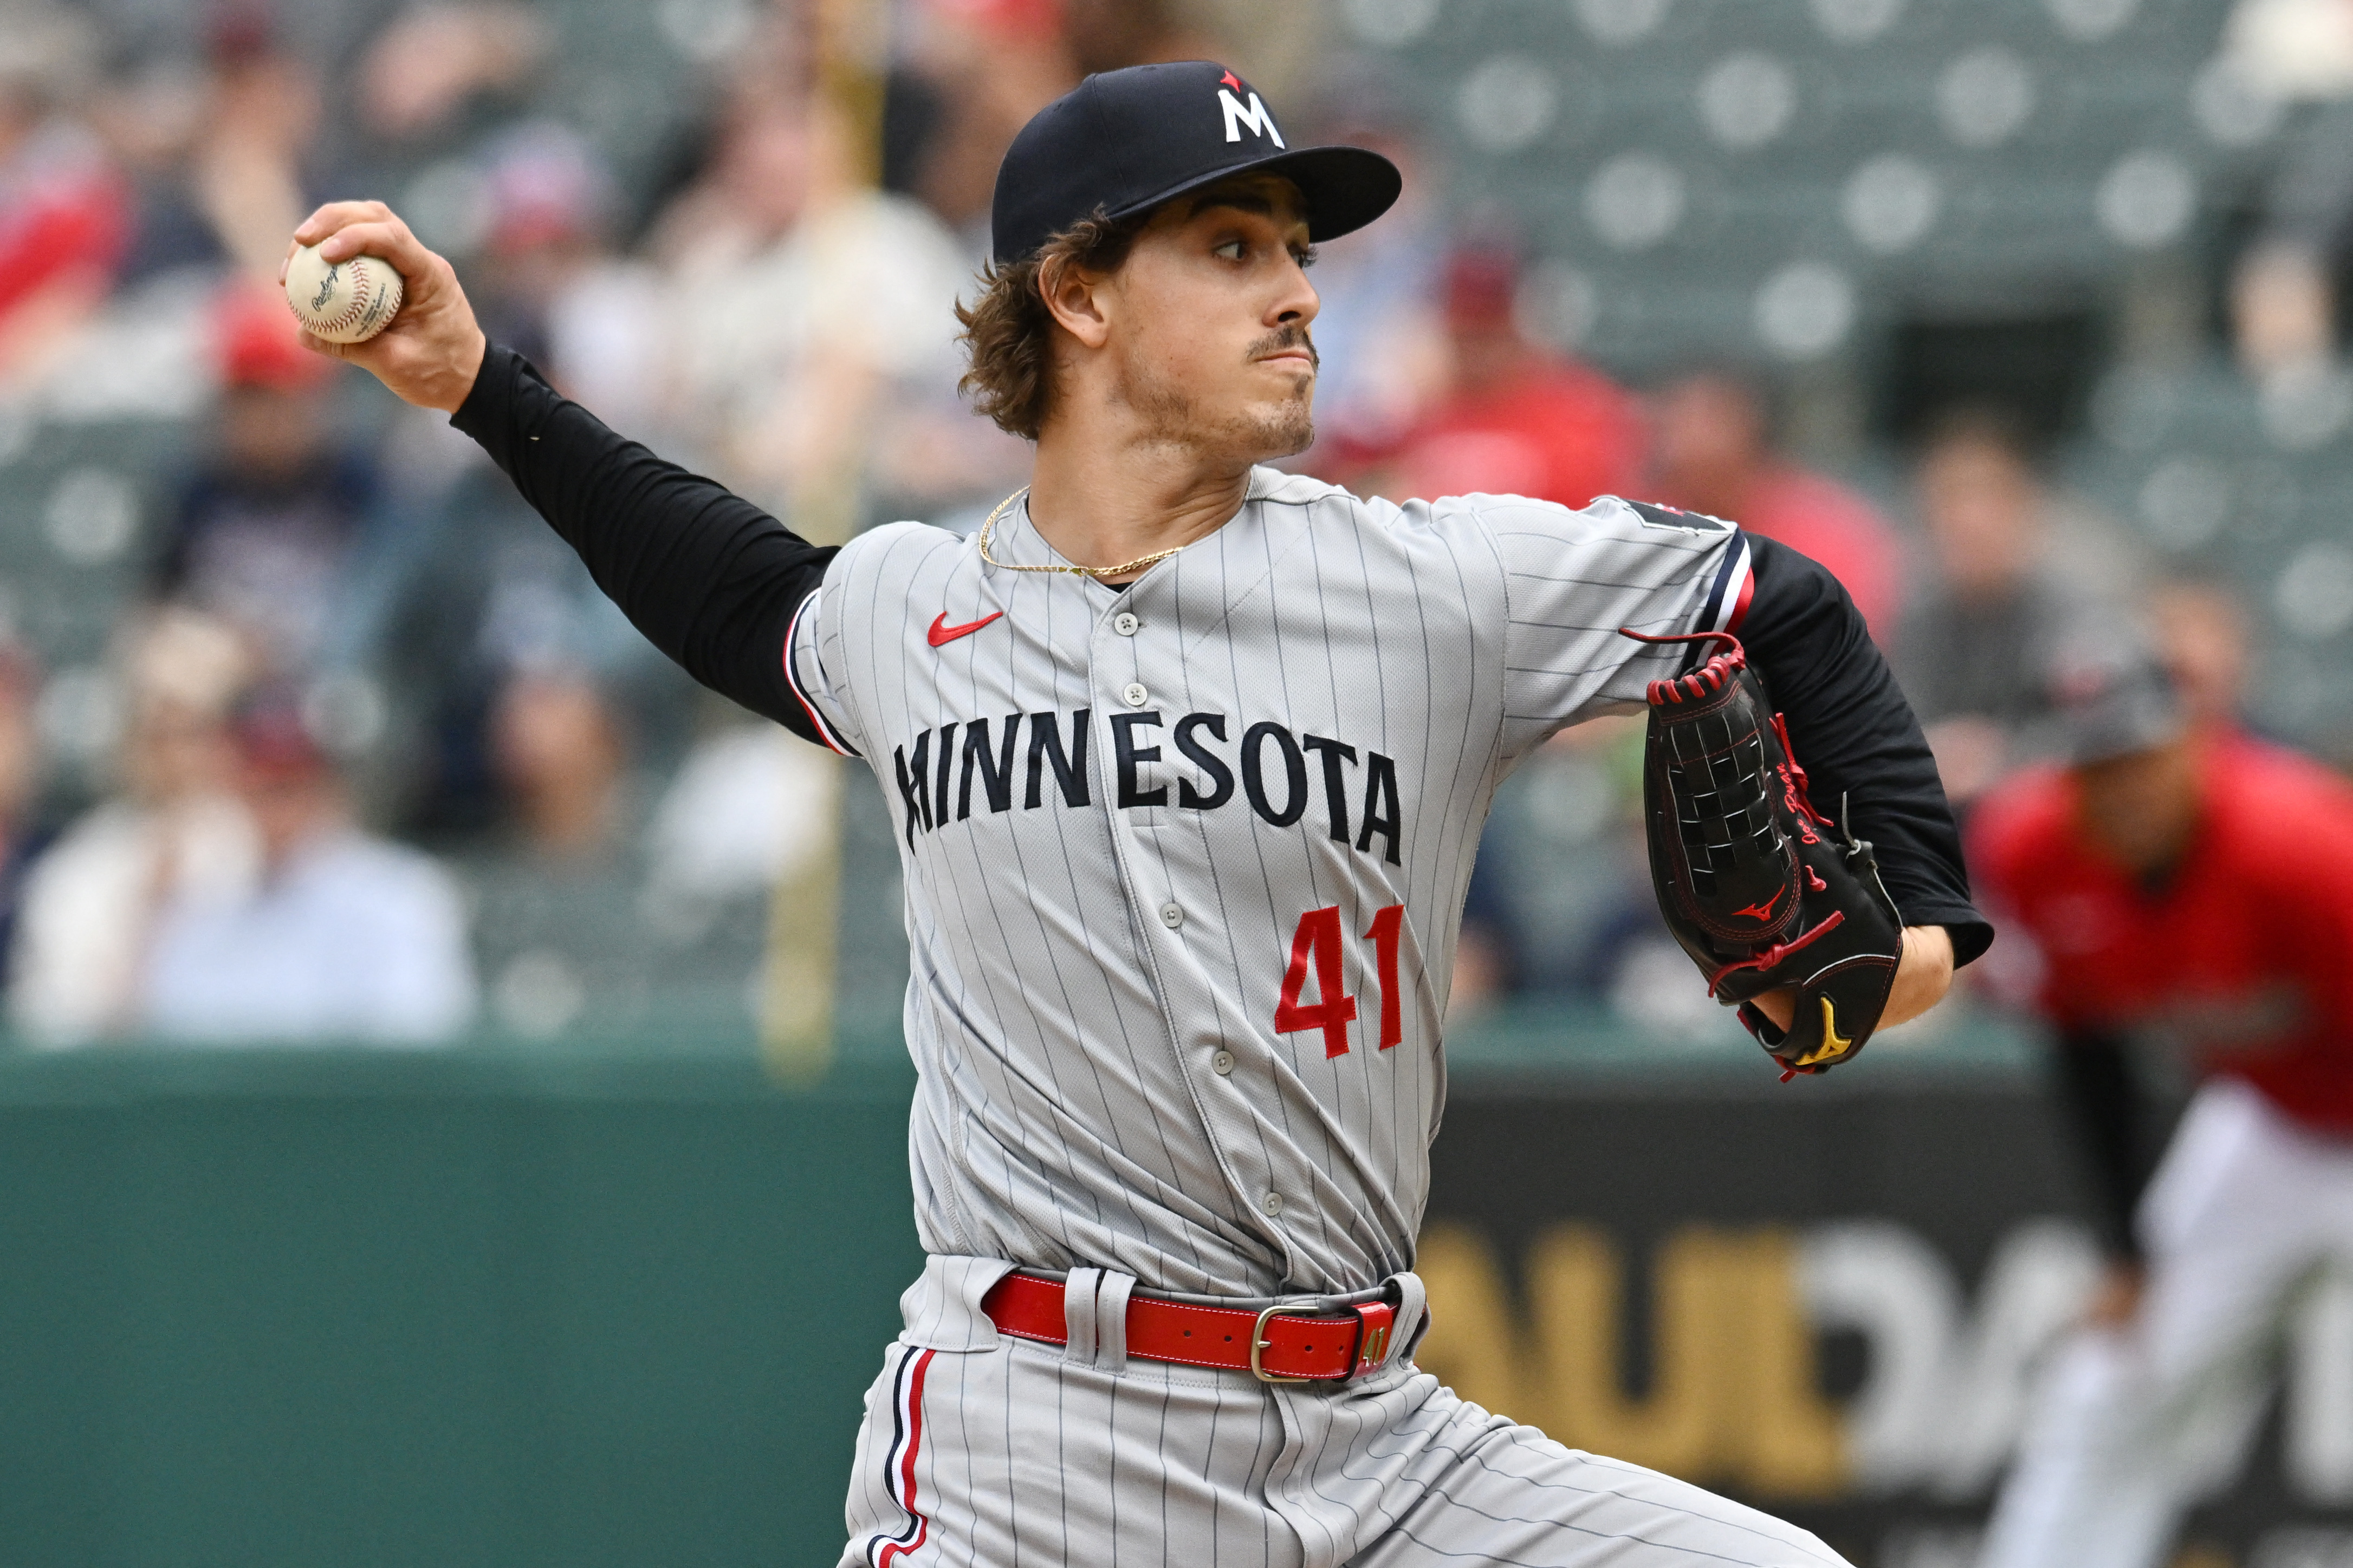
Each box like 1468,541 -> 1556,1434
1248,326 -> 1319,368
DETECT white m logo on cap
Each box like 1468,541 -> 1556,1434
1218,89 -> 1286,147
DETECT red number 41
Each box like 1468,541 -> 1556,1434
1274,904 -> 1405,1059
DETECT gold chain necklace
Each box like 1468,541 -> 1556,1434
973,487 -> 1190,580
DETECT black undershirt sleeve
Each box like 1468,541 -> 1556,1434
448,342 -> 838,745
442,347 -> 1981,950
1735,532 -> 1994,966
2051,1029 -> 2156,1260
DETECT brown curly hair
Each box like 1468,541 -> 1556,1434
955,209 -> 1152,441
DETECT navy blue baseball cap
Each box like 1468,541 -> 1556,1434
990,62 -> 1403,265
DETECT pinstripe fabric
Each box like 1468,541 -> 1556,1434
837,1273 -> 1850,1568
802,474 -> 1820,1565
789,470 -> 1745,1300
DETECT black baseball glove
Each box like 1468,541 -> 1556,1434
1620,629 -> 1905,1077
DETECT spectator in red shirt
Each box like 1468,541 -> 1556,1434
1972,656 -> 2353,1568
0,9 -> 128,391
153,284 -> 371,680
1379,247 -> 1643,509
1645,367 -> 1903,633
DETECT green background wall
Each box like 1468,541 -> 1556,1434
0,1050 -> 924,1568
8,1029 -> 2338,1568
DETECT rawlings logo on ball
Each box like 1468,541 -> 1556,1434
284,242 -> 403,345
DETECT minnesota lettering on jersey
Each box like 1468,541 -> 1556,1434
891,708 -> 1404,864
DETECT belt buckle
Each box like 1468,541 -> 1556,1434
1250,1302 -> 1324,1384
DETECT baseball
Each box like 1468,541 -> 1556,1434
283,242 -> 404,344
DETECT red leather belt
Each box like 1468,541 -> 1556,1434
981,1270 -> 1398,1384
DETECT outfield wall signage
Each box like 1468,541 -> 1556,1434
1423,1080 -> 2353,1568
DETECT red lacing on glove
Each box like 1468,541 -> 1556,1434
1770,712 -> 1837,831
1618,629 -> 1747,706
1707,909 -> 1844,997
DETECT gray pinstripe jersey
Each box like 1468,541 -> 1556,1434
787,467 -> 1750,1298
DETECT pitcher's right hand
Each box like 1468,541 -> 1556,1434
281,201 -> 487,414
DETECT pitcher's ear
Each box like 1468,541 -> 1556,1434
1039,252 -> 1113,350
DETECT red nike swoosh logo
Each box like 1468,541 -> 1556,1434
928,611 -> 1004,647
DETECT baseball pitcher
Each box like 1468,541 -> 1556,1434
290,62 -> 1988,1568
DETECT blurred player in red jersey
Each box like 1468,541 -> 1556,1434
1971,652 -> 2353,1568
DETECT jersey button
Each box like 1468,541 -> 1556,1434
1159,902 -> 1184,929
1113,611 -> 1139,636
1261,1192 -> 1284,1217
1122,682 -> 1149,707
1211,1049 -> 1235,1076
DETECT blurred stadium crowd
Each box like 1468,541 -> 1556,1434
0,0 -> 2349,1050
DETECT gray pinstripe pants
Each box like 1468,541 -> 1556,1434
837,1258 -> 1850,1568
